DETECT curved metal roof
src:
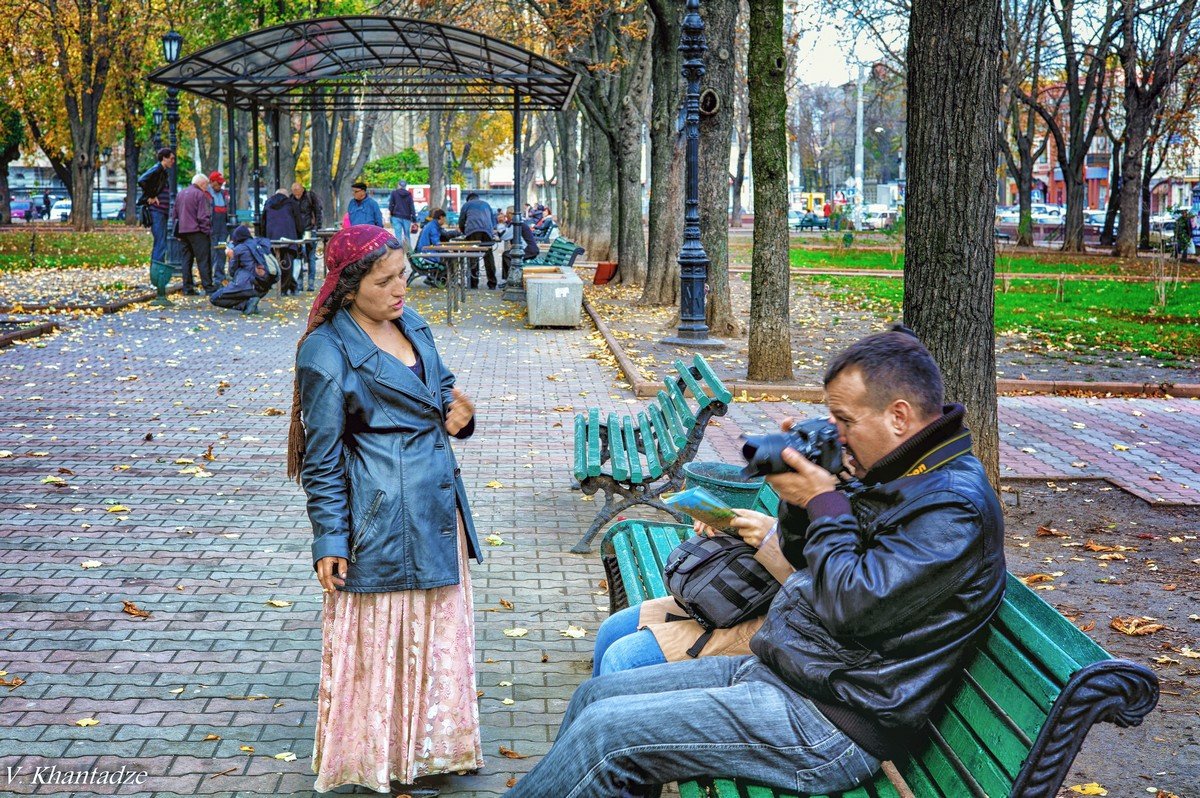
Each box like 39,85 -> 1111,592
147,16 -> 579,112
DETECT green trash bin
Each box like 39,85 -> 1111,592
682,462 -> 764,509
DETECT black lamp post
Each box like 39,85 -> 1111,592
162,30 -> 183,266
150,29 -> 183,305
664,0 -> 722,348
152,108 -> 164,151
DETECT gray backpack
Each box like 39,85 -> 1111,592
663,534 -> 781,657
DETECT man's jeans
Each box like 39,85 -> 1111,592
304,240 -> 317,288
392,218 -> 413,251
592,605 -> 665,677
504,656 -> 880,798
150,210 -> 168,264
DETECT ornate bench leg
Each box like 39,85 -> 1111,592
571,478 -> 689,554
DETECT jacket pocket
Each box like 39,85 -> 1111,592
350,489 -> 385,563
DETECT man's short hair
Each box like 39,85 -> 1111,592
191,174 -> 207,186
157,148 -> 175,162
823,325 -> 944,418
398,180 -> 407,189
351,181 -> 367,191
466,192 -> 479,201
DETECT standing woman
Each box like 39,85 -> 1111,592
287,225 -> 483,796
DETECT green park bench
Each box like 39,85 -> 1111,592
526,237 -> 585,269
597,510 -> 1159,798
570,355 -> 732,553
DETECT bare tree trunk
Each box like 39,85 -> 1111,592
699,0 -> 742,337
576,118 -> 594,249
615,38 -> 652,285
1115,106 -> 1152,257
1101,140 -> 1122,246
234,109 -> 253,214
906,0 -> 1002,488
1139,142 -> 1154,250
642,0 -> 685,305
123,121 -> 138,225
427,109 -> 445,212
746,0 -> 792,381
1063,178 -> 1087,251
556,109 -> 579,231
585,124 -> 615,262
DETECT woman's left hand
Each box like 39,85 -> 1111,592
445,387 -> 475,435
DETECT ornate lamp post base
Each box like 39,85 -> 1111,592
501,250 -> 526,302
662,332 -> 724,349
149,260 -> 175,306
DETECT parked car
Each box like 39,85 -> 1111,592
48,196 -> 128,222
788,209 -> 827,231
1148,218 -> 1176,250
9,199 -> 34,222
859,206 -> 898,230
50,198 -> 72,221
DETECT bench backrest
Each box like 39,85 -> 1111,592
602,514 -> 1158,796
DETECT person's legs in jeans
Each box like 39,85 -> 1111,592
464,231 -> 495,287
503,657 -> 880,798
150,212 -> 168,265
592,606 -> 666,677
305,241 -> 317,290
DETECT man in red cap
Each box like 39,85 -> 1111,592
207,172 -> 230,281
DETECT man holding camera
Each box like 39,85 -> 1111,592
505,327 -> 1006,798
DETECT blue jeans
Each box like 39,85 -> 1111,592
593,605 -> 665,677
504,656 -> 880,798
304,240 -> 317,287
150,210 -> 168,264
392,218 -> 413,250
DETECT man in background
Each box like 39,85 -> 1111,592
172,173 -> 214,296
291,182 -> 323,291
458,191 -> 497,289
137,148 -> 176,275
347,181 -> 382,227
388,179 -> 416,251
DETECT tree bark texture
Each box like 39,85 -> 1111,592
699,0 -> 742,337
123,121 -> 138,225
905,0 -> 1002,487
427,109 -> 446,213
556,109 -> 579,231
642,0 -> 685,306
1101,139 -> 1122,246
745,0 -> 792,381
582,122 -> 615,261
615,35 -> 652,285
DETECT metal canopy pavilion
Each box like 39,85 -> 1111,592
146,16 -> 579,301
146,16 -> 579,112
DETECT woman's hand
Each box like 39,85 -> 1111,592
445,387 -> 475,435
316,557 -> 347,593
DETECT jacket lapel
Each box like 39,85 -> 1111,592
331,308 -> 440,411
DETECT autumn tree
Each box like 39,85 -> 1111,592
746,0 -> 793,380
1113,0 -> 1200,257
0,100 -> 21,224
906,0 -> 1002,485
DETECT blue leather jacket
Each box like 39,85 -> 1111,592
296,306 -> 481,592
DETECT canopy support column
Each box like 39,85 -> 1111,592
225,98 -> 237,236
503,92 -> 525,302
271,109 -> 282,190
251,103 -> 262,230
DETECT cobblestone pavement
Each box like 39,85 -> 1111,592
2,286 -> 1198,797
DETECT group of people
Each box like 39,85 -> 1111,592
137,147 -> 324,314
289,223 -> 1007,798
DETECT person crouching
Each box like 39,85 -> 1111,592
211,225 -> 274,315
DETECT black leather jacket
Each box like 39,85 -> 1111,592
749,407 -> 1006,759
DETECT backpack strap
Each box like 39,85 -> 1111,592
686,630 -> 714,658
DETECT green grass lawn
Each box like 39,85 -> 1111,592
788,247 -> 1125,276
0,229 -> 150,272
794,274 -> 1200,360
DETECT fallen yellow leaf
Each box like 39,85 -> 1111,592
503,627 -> 529,638
273,752 -> 297,762
560,625 -> 588,639
106,505 -> 131,513
1111,617 -> 1165,636
265,599 -> 292,608
485,480 -> 504,489
484,534 -> 506,546
1068,784 -> 1107,796
74,718 -> 99,727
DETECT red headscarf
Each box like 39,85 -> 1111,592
307,224 -> 394,326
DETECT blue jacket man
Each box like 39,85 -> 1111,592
346,182 -> 383,227
458,192 -> 498,288
387,180 -> 417,247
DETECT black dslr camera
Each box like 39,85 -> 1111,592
741,418 -> 843,478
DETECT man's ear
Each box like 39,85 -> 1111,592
889,399 -> 916,436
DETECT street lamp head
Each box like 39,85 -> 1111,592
152,108 -> 163,127
161,30 -> 183,64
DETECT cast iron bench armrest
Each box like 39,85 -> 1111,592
598,517 -> 1159,797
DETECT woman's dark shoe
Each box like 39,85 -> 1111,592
389,784 -> 440,797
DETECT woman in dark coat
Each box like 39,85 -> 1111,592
210,225 -> 273,315
288,225 -> 483,796
263,188 -> 304,295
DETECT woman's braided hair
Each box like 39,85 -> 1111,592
286,237 -> 404,483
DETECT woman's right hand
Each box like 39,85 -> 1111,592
316,557 -> 348,592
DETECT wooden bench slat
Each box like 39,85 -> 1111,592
1002,573 -> 1110,666
691,353 -> 735,404
648,524 -> 688,573
586,408 -> 602,477
623,416 -> 645,484
893,755 -> 943,798
752,484 -> 781,516
675,357 -> 714,409
638,412 -> 664,479
906,726 -> 985,798
678,782 -> 708,798
657,389 -> 691,445
870,775 -> 902,798
667,378 -> 699,430
649,401 -> 683,460
978,626 -> 1059,711
929,707 -> 1012,796
572,414 -> 588,482
943,682 -> 1030,781
994,601 -> 1084,685
610,531 -> 647,607
608,413 -> 631,481
631,523 -> 669,597
963,649 -> 1047,743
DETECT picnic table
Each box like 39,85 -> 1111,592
416,241 -> 491,324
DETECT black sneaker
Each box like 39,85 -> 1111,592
243,297 -> 260,315
183,288 -> 201,296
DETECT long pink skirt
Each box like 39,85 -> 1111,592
312,523 -> 483,793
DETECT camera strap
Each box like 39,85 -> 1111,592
903,431 -> 973,478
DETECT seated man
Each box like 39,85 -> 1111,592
504,327 -> 1006,797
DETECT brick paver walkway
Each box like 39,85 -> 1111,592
2,288 -> 1198,797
